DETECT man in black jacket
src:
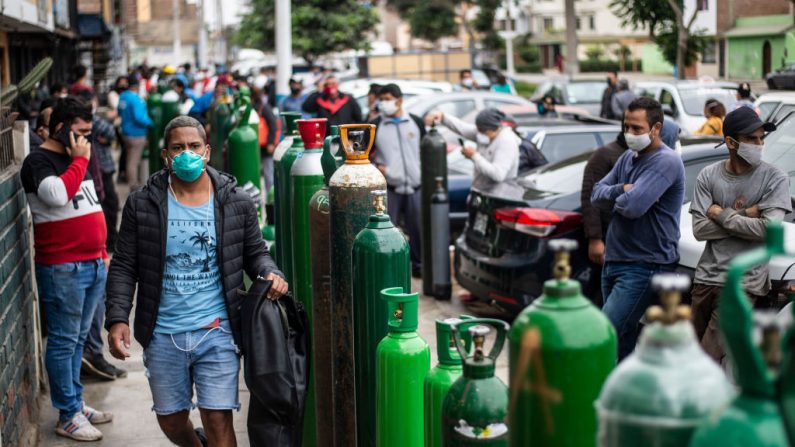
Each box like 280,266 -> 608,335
600,71 -> 618,120
106,116 -> 287,447
302,75 -> 363,132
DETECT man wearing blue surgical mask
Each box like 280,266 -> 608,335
105,116 -> 288,447
591,96 -> 685,360
690,107 -> 791,369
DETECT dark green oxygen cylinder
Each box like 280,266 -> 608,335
152,89 -> 180,174
443,318 -> 510,446
509,239 -> 616,447
352,190 -> 410,447
376,287 -> 430,447
309,126 -> 340,444
425,317 -> 471,447
272,112 -> 302,282
329,124 -> 386,446
596,274 -> 734,447
290,117 -> 327,447
208,94 -> 234,170
690,221 -> 789,447
420,123 -> 448,298
429,176 -> 452,300
146,90 -> 163,176
228,101 -> 262,191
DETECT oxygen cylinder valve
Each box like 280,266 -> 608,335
548,239 -> 577,281
753,311 -> 784,371
372,190 -> 387,215
647,274 -> 692,324
470,325 -> 490,361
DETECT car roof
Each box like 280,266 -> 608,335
680,143 -> 725,160
756,92 -> 795,104
533,124 -> 620,134
339,78 -> 455,92
636,80 -> 739,89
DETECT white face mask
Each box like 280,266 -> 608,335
624,132 -> 652,152
476,133 -> 491,146
736,141 -> 763,167
462,78 -> 473,87
380,100 -> 398,116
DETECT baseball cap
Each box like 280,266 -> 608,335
722,106 -> 776,140
737,82 -> 751,98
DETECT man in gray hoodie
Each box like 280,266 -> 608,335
611,79 -> 637,120
371,84 -> 426,276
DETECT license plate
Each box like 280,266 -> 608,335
473,212 -> 489,235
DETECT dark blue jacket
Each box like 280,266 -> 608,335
591,143 -> 684,265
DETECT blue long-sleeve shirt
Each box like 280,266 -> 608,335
591,143 -> 685,264
118,90 -> 152,137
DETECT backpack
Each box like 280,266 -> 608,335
516,133 -> 548,173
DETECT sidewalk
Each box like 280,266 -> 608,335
36,275 -> 510,446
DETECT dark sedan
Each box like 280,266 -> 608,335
767,62 -> 795,90
454,145 -> 730,315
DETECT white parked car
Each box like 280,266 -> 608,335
635,80 -> 748,136
338,77 -> 456,112
756,91 -> 795,123
677,112 -> 795,299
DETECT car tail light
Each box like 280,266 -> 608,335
493,207 -> 582,238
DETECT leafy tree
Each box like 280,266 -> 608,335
407,2 -> 459,43
235,0 -> 379,64
585,46 -> 605,61
610,0 -> 705,79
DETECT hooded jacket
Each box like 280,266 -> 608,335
105,167 -> 282,348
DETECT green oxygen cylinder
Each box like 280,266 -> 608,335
352,190 -> 411,447
153,89 -> 180,174
376,287 -> 430,447
309,126 -> 340,444
690,221 -> 789,447
509,239 -> 616,447
443,318 -> 511,446
596,274 -> 734,447
425,317 -> 471,447
420,123 -> 449,298
272,112 -> 302,282
208,94 -> 234,170
271,112 -> 300,266
146,90 -> 163,176
228,100 -> 262,191
290,117 -> 327,447
329,123 -> 386,446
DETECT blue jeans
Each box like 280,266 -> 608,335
143,319 -> 240,415
84,296 -> 105,358
601,261 -> 675,360
36,259 -> 106,421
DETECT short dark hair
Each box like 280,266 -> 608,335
39,97 -> 57,114
75,89 -> 96,103
608,70 -> 618,76
163,115 -> 207,148
49,96 -> 93,135
379,83 -> 402,99
627,96 -> 664,128
368,83 -> 382,96
72,64 -> 87,81
460,69 -> 472,77
50,82 -> 67,94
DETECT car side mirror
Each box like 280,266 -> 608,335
662,103 -> 676,117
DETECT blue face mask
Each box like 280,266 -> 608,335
170,149 -> 206,182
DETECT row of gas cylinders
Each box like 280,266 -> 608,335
269,112 -> 795,447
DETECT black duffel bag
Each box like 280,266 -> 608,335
240,279 -> 309,447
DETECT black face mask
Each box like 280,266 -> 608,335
290,87 -> 302,95
607,77 -> 613,86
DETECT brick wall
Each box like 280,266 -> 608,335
0,167 -> 38,447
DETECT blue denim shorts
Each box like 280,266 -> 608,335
143,319 -> 241,415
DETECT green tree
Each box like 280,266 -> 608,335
190,231 -> 212,272
235,0 -> 379,64
610,0 -> 705,78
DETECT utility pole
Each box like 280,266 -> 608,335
275,0 -> 292,102
172,0 -> 181,63
564,0 -> 579,76
197,0 -> 208,69
215,0 -> 226,67
503,0 -> 516,76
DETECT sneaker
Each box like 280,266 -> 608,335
82,402 -> 113,424
55,412 -> 103,441
82,355 -> 128,380
195,427 -> 209,447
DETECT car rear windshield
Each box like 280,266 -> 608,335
516,153 -> 591,195
762,114 -> 795,197
566,82 -> 606,104
679,87 -> 738,116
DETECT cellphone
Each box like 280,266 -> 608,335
53,128 -> 73,149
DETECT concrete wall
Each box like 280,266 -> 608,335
0,163 -> 38,447
727,34 -> 788,79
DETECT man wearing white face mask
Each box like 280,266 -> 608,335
424,108 -> 520,191
591,97 -> 685,360
371,84 -> 426,276
690,107 -> 791,367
